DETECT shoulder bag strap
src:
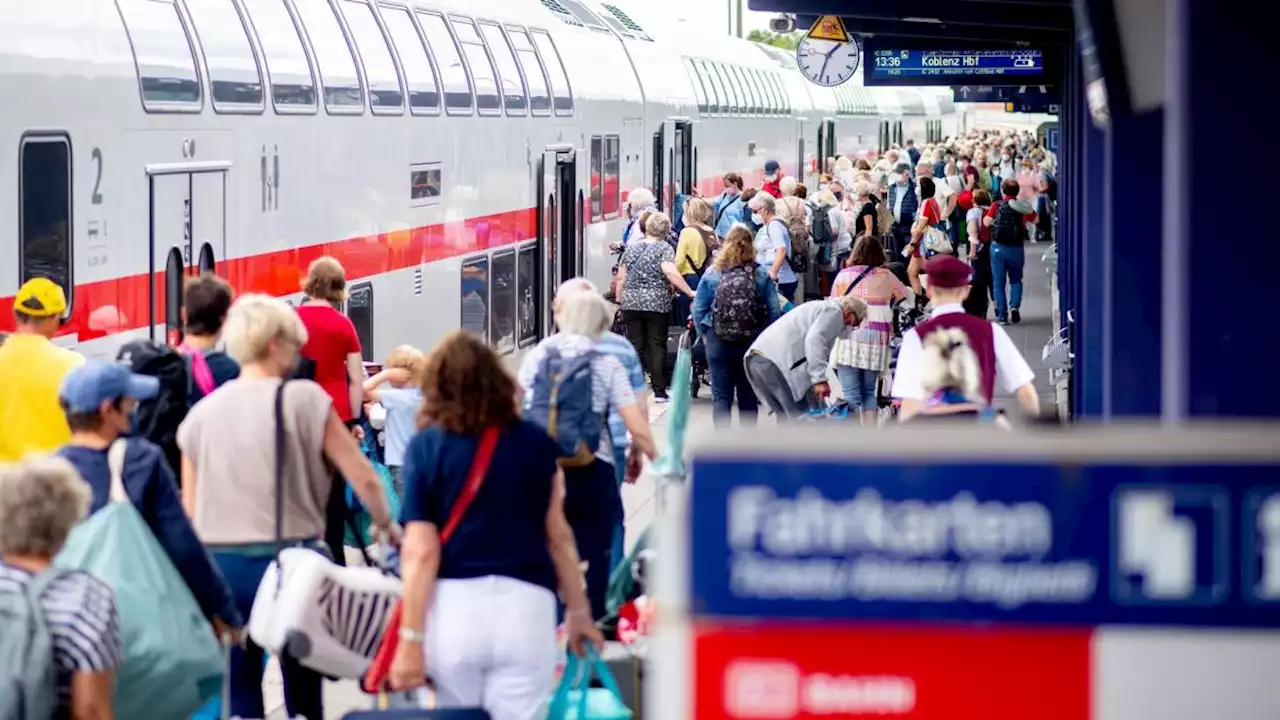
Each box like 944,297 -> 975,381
273,381 -> 286,590
107,439 -> 129,504
842,265 -> 877,297
439,426 -> 500,544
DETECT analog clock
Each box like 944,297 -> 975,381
796,37 -> 861,88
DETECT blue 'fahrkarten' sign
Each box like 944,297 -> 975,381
688,453 -> 1280,628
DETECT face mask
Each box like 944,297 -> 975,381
751,213 -> 764,225
834,191 -> 844,201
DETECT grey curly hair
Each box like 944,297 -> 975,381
0,455 -> 91,558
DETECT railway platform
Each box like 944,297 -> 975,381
262,243 -> 1060,718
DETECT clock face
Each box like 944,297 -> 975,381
796,37 -> 861,88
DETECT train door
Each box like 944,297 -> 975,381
795,117 -> 809,185
817,119 -> 836,170
146,161 -> 230,345
665,118 -> 694,201
535,145 -> 578,339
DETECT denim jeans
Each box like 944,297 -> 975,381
672,273 -> 700,324
835,365 -> 880,412
990,243 -> 1025,321
705,336 -> 758,428
211,549 -> 324,720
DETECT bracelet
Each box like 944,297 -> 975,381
399,627 -> 426,643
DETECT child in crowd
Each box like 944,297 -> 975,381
362,345 -> 425,500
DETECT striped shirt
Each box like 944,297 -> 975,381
593,332 -> 646,453
0,563 -> 124,717
517,333 -> 636,465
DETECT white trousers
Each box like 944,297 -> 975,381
425,575 -> 559,720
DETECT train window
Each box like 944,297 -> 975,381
410,162 -> 442,205
757,69 -> 777,115
292,0 -> 362,112
478,21 -> 527,116
691,61 -> 721,116
489,249 -> 516,354
769,72 -> 788,115
683,58 -> 707,116
529,30 -> 573,116
115,0 -> 203,110
416,11 -> 472,114
603,135 -> 620,218
380,5 -> 439,114
242,0 -> 316,109
733,66 -> 758,115
589,135 -> 603,222
347,282 -> 374,360
460,255 -> 490,342
449,18 -> 500,116
184,0 -> 264,111
506,27 -> 550,116
700,61 -> 725,116
516,242 -> 538,348
709,63 -> 735,115
342,0 -> 403,112
19,136 -> 73,313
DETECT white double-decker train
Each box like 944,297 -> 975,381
1,0 -> 961,361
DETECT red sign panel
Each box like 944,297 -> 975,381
693,620 -> 1092,720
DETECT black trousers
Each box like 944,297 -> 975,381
325,469 -> 347,567
623,309 -> 669,397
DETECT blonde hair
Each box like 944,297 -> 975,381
920,328 -> 983,401
779,176 -> 798,197
643,211 -> 672,240
222,293 -> 309,365
714,225 -> 756,271
683,197 -> 713,227
385,345 -> 426,382
0,455 -> 91,557
302,256 -> 348,304
553,282 -> 612,339
834,157 -> 854,173
814,189 -> 837,206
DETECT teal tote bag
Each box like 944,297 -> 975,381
548,646 -> 633,720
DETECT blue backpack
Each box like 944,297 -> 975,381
526,347 -> 602,467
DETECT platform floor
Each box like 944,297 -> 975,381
264,244 -> 1059,718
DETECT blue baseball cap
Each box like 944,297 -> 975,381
60,361 -> 160,414
764,159 -> 780,176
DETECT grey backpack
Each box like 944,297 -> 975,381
0,569 -> 64,720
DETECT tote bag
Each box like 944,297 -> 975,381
54,440 -> 223,720
548,647 -> 633,720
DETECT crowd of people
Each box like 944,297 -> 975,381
0,128 -> 1054,720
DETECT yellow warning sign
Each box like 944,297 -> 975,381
806,15 -> 852,44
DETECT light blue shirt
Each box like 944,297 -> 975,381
377,387 -> 422,467
754,219 -> 795,284
593,331 -> 646,452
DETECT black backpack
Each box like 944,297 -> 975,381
809,203 -> 834,246
990,201 -> 1026,247
712,264 -> 764,343
116,340 -> 193,456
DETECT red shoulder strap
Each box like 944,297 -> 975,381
438,426 -> 499,544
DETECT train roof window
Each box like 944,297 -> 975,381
449,18 -> 500,116
697,60 -> 722,116
380,4 -> 439,114
711,63 -> 737,115
683,58 -> 708,116
529,29 -> 572,116
185,0 -> 264,111
241,0 -> 316,110
341,0 -> 402,113
747,68 -> 769,115
19,135 -> 73,316
506,27 -> 550,116
292,0 -> 363,112
115,0 -> 203,111
479,21 -> 528,116
599,4 -> 651,41
416,10 -> 472,115
556,0 -> 608,31
732,65 -> 757,115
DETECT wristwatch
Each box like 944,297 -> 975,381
399,627 -> 426,644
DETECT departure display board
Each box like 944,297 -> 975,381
867,48 -> 1048,87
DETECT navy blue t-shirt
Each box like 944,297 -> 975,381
189,350 -> 240,404
400,419 -> 560,592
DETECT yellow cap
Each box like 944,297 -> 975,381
14,277 -> 68,318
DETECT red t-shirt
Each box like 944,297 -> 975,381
296,304 -> 362,421
762,178 -> 782,198
912,198 -> 943,258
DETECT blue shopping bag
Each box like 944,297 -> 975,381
548,647 -> 633,720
